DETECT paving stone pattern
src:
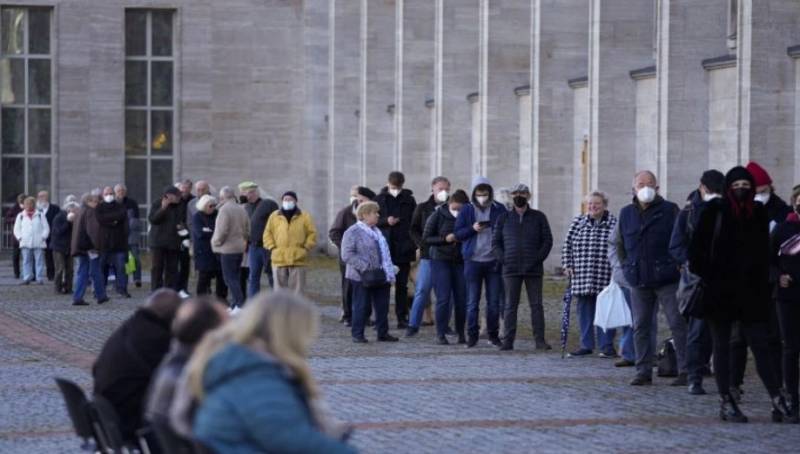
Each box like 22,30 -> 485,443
0,255 -> 798,453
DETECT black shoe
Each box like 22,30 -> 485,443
615,359 -> 635,367
771,393 -> 792,423
72,300 -> 89,306
630,375 -> 653,386
498,342 -> 513,351
397,321 -> 409,330
352,337 -> 368,344
437,336 -> 449,345
344,320 -> 352,327
378,335 -> 399,342
720,393 -> 748,423
338,315 -> 346,323
467,336 -> 478,348
117,292 -> 132,299
135,281 -> 142,288
405,327 -> 419,338
730,386 -> 744,403
598,349 -> 618,358
671,373 -> 688,387
488,336 -> 502,347
568,348 -> 593,357
445,327 -> 456,336
787,402 -> 800,424
688,383 -> 707,395
534,341 -> 552,351
457,335 -> 467,345
96,297 -> 110,305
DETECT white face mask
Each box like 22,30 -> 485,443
475,195 -> 489,206
36,201 -> 46,210
754,192 -> 771,204
449,209 -> 460,218
349,196 -> 357,205
636,186 -> 656,204
389,188 -> 401,197
435,190 -> 449,203
282,201 -> 296,211
103,195 -> 114,204
702,193 -> 720,202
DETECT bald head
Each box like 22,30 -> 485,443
195,180 -> 210,197
633,171 -> 657,189
144,289 -> 183,323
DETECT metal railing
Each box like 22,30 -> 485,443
1,219 -> 151,251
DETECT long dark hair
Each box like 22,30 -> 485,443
725,166 -> 755,219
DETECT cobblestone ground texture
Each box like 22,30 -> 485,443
1,255 -> 799,453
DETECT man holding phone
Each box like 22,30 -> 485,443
148,186 -> 184,291
454,177 -> 508,347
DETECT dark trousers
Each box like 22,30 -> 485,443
394,262 -> 411,322
101,251 -> 128,294
686,316 -> 713,385
431,260 -> 466,338
502,275 -> 545,345
197,270 -> 228,301
177,249 -> 191,292
465,260 -> 502,339
12,244 -> 21,278
351,281 -> 390,339
220,254 -> 244,308
630,283 -> 687,378
45,248 -> 54,280
339,260 -> 354,321
53,251 -> 73,293
709,319 -> 780,397
778,299 -> 800,403
730,303 -> 783,387
151,248 -> 179,291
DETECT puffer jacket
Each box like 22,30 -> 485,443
423,205 -> 462,262
193,344 -> 356,454
375,187 -> 417,263
13,210 -> 49,249
492,207 -> 553,277
263,209 -> 317,267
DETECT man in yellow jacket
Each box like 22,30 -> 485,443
263,191 -> 317,293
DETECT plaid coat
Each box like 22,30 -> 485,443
561,212 -> 616,296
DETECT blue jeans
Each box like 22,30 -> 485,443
101,251 -> 128,294
21,247 -> 44,282
247,247 -> 273,298
576,294 -> 616,353
220,253 -> 244,308
408,259 -> 433,328
431,260 -> 467,338
351,281 -> 390,339
465,260 -> 502,339
686,316 -> 712,384
73,255 -> 107,302
129,244 -> 142,283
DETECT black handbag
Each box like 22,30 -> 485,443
678,211 -> 722,319
361,238 -> 389,289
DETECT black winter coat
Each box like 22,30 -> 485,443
96,201 -> 129,253
492,207 -> 553,277
375,187 -> 417,264
423,205 -> 462,262
771,218 -> 800,302
42,204 -> 60,248
410,195 -> 439,260
50,210 -> 72,254
688,199 -> 771,322
765,194 -> 792,226
246,198 -> 279,248
191,211 -> 221,272
328,204 -> 357,250
93,309 -> 172,442
148,201 -> 183,250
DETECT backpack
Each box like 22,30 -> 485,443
656,338 -> 678,377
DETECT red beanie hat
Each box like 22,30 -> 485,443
745,161 -> 772,187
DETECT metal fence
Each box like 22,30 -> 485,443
1,219 -> 151,251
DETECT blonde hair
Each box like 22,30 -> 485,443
584,191 -> 609,206
185,290 -> 320,403
356,201 -> 380,221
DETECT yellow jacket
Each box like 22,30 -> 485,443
263,210 -> 317,267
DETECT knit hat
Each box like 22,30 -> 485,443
509,183 -> 530,194
163,186 -> 180,197
700,170 -> 725,195
195,194 -> 217,212
725,166 -> 754,189
745,161 -> 772,187
238,181 -> 258,191
356,186 -> 376,200
282,191 -> 298,201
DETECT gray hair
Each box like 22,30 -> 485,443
114,183 -> 127,192
632,170 -> 657,186
219,186 -> 236,201
431,176 -> 451,187
584,191 -> 609,206
64,201 -> 81,211
80,192 -> 98,206
63,194 -> 78,206
90,187 -> 102,197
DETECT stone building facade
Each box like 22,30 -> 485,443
1,0 -> 799,270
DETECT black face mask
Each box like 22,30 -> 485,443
732,188 -> 751,202
513,196 -> 528,208
239,195 -> 248,204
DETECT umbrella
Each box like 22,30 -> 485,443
559,280 -> 572,359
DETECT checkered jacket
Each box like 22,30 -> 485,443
561,212 -> 616,296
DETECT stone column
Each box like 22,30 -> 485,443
569,77 -> 590,217
588,0 -> 656,213
737,0 -> 800,195
792,45 -> 800,184
656,0 -> 728,199
704,55 -> 739,175
631,67 -> 658,175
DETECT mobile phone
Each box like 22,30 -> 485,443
478,221 -> 491,227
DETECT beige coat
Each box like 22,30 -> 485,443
211,200 -> 250,254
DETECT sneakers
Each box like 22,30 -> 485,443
436,336 -> 449,345
614,359 -> 635,368
352,337 -> 368,344
405,327 -> 419,338
598,350 -> 618,358
568,348 -> 593,357
629,375 -> 653,386
670,373 -> 688,387
228,306 -> 242,316
487,337 -> 502,347
377,335 -> 399,342
178,290 -> 191,299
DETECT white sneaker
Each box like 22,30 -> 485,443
229,306 -> 242,316
178,290 -> 190,299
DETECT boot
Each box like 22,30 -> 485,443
787,395 -> 800,424
719,393 -> 748,423
771,392 -> 791,423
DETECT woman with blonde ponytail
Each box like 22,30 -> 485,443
184,290 -> 356,453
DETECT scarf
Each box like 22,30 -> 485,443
356,221 -> 395,282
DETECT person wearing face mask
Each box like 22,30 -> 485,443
616,171 -> 687,386
96,186 -> 131,298
5,193 -> 27,279
51,201 -> 80,295
747,161 -> 792,230
13,196 -> 50,285
264,191 -> 317,293
212,187 -> 250,312
375,171 -> 418,329
239,181 -> 279,297
192,194 -> 228,301
453,177 -> 507,347
406,176 -> 451,337
36,190 -> 60,282
423,189 -> 469,344
689,166 -> 790,423
492,184 -> 553,351
668,170 -> 725,395
149,186 -> 185,291
329,186 -> 376,326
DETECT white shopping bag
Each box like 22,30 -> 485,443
594,281 -> 632,331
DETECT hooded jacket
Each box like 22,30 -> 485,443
263,209 -> 317,267
193,344 -> 356,454
375,187 -> 417,263
454,177 -> 507,262
423,205 -> 463,262
13,210 -> 49,249
492,206 -> 553,277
